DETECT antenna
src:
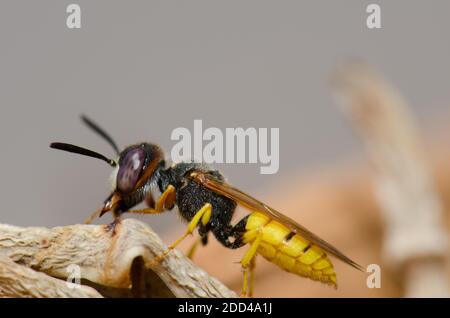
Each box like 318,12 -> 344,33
50,142 -> 116,167
80,115 -> 120,155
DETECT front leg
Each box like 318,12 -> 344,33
105,214 -> 122,235
127,185 -> 176,215
90,186 -> 176,236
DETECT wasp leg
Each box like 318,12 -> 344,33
105,216 -> 122,235
84,207 -> 103,224
147,203 -> 212,267
186,234 -> 208,259
212,215 -> 249,249
241,232 -> 262,298
128,185 -> 176,215
249,257 -> 256,298
187,238 -> 201,259
186,238 -> 200,259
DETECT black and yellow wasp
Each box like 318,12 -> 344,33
50,116 -> 363,297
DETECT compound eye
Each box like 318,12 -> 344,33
117,148 -> 145,193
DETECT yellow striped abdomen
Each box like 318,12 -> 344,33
242,212 -> 337,287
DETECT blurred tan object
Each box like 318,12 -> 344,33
332,63 -> 449,297
0,219 -> 235,298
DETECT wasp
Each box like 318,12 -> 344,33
50,116 -> 363,297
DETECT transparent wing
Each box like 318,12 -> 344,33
190,171 -> 363,271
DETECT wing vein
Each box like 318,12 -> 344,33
191,172 -> 364,271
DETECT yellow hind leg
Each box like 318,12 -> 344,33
241,233 -> 262,297
248,257 -> 256,297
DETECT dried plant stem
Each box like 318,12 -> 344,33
0,219 -> 236,298
332,63 -> 449,297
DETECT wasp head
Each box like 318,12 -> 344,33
50,116 -> 165,220
113,143 -> 164,194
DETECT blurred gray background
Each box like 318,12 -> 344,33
0,1 -> 449,232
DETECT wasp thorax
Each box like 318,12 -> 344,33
117,147 -> 145,193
